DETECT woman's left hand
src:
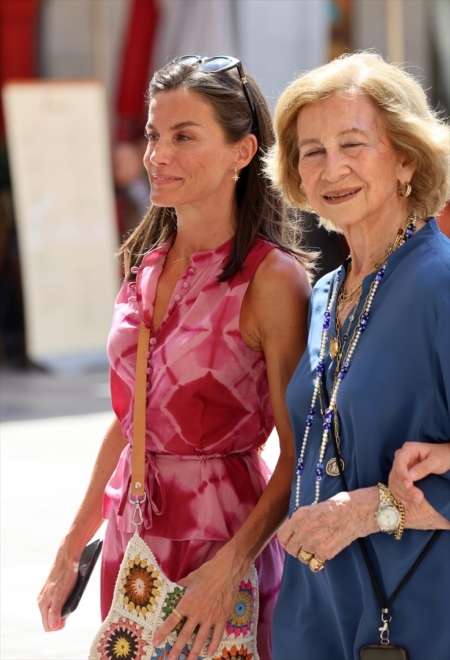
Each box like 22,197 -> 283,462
278,487 -> 378,565
152,544 -> 246,660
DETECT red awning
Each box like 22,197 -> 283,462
115,0 -> 159,141
0,0 -> 40,135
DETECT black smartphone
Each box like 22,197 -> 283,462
61,539 -> 103,618
360,645 -> 409,660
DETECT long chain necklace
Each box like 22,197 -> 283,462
294,215 -> 417,510
337,267 -> 362,302
333,286 -> 362,376
329,221 -> 413,361
329,283 -> 362,362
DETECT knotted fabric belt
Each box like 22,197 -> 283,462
117,448 -> 258,530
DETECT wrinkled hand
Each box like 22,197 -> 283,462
389,442 -> 450,505
152,546 -> 245,660
278,488 -> 378,564
38,548 -> 79,632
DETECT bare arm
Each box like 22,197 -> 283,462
279,485 -> 450,565
38,416 -> 127,631
231,250 -> 311,561
153,250 -> 311,660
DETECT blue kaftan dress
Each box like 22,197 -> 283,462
273,219 -> 450,660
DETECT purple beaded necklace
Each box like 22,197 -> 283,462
294,215 -> 417,509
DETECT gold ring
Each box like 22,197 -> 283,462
298,548 -> 314,562
172,607 -> 184,621
309,557 -> 326,572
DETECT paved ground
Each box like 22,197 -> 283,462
0,364 -> 112,423
0,365 -> 279,660
1,365 -> 114,659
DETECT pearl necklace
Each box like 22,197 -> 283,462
294,215 -> 417,509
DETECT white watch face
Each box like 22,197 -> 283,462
377,505 -> 400,532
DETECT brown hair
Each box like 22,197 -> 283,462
265,51 -> 450,231
117,56 -> 314,279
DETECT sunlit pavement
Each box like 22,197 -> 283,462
0,367 -> 280,660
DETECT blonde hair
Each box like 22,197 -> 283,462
265,51 -> 450,231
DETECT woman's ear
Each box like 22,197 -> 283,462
235,133 -> 258,170
397,154 -> 416,183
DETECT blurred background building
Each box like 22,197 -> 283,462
0,0 -> 449,368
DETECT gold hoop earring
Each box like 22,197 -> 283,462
232,168 -> 240,183
398,182 -> 412,198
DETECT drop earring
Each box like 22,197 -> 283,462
232,168 -> 240,183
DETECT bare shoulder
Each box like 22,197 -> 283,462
241,248 -> 311,352
250,247 -> 311,302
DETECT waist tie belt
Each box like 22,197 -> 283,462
117,448 -> 258,530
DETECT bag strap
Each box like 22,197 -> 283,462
130,321 -> 151,498
321,375 -> 440,610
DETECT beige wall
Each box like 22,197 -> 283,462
3,82 -> 119,365
353,0 -> 432,92
40,0 -> 129,108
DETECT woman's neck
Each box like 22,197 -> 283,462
170,200 -> 236,258
343,208 -> 423,285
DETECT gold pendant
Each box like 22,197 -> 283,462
326,457 -> 345,476
329,337 -> 340,359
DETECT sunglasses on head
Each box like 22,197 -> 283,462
173,54 -> 257,131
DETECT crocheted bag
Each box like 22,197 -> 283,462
88,532 -> 259,659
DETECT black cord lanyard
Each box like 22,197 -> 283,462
320,373 -> 441,643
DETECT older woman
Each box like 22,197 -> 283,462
265,52 -> 450,659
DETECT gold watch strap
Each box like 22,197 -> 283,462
377,483 -> 405,540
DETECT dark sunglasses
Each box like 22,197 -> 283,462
174,54 -> 257,130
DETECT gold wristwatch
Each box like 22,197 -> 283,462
374,483 -> 405,540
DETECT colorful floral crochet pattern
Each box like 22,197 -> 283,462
120,554 -> 162,615
226,580 -> 255,638
96,617 -> 148,659
151,641 -> 201,660
213,645 -> 253,660
89,533 -> 259,660
161,586 -> 185,619
161,586 -> 186,633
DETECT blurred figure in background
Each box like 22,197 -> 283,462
437,201 -> 450,237
112,139 -> 150,240
0,146 -> 26,365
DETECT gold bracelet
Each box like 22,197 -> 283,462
377,483 -> 405,540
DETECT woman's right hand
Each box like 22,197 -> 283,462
38,542 -> 80,631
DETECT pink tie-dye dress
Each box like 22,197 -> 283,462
102,235 -> 285,659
